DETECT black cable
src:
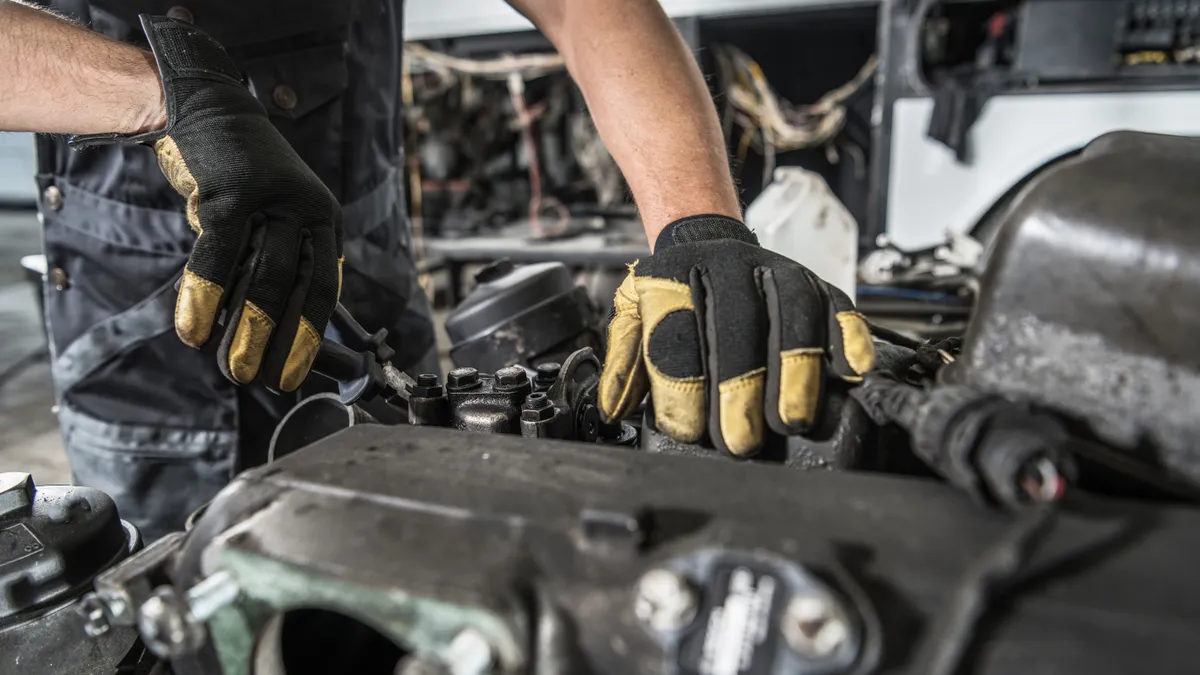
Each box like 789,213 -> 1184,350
865,320 -> 925,351
915,503 -> 1059,675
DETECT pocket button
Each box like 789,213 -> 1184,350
166,6 -> 194,23
272,84 -> 299,111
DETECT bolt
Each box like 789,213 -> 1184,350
522,393 -> 554,422
185,571 -> 240,622
0,472 -> 34,518
535,362 -> 561,382
138,587 -> 206,659
448,368 -> 479,389
441,628 -> 494,675
577,404 -> 600,442
412,373 -> 444,398
635,569 -> 698,632
782,594 -> 851,660
77,594 -> 111,638
494,366 -> 527,390
98,588 -> 134,624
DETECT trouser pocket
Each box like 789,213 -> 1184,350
60,404 -> 237,542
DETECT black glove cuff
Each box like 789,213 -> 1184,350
653,214 -> 758,252
69,15 -> 243,149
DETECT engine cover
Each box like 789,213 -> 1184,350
167,424 -> 1200,675
955,131 -> 1200,488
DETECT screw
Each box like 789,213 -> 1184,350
494,366 -> 527,390
0,472 -> 34,518
417,373 -> 439,387
635,569 -> 698,632
448,368 -> 480,389
782,594 -> 851,660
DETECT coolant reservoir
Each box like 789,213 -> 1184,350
746,167 -> 858,298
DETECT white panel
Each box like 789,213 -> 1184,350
405,0 -> 872,40
0,133 -> 36,204
887,91 -> 1200,250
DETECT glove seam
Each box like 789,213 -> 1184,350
719,367 -> 767,392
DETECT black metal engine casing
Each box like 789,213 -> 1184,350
174,424 -> 1200,675
953,131 -> 1200,487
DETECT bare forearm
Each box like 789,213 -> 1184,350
511,0 -> 741,247
0,1 -> 165,135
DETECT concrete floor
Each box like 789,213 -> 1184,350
0,209 -> 71,484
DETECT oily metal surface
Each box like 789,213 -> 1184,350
189,424 -> 1200,675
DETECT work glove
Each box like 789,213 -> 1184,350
71,16 -> 342,392
598,215 -> 876,456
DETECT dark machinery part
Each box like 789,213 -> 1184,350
851,378 -> 1073,509
81,425 -> 1200,675
0,473 -> 142,675
270,346 -> 636,461
445,260 -> 601,373
950,131 -> 1200,492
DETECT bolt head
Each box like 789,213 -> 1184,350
635,569 -> 698,632
782,594 -> 850,660
139,587 -> 206,659
535,362 -> 561,380
448,368 -> 480,389
495,366 -> 527,389
0,473 -> 35,518
417,373 -> 440,387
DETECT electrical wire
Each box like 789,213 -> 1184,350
405,43 -> 565,81
715,46 -> 879,161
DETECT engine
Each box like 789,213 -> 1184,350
5,132 -> 1200,675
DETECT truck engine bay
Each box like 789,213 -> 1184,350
4,131 -> 1200,674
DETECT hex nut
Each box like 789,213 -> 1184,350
448,368 -> 480,389
494,366 -> 528,389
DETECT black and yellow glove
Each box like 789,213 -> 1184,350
72,15 -> 342,393
598,215 -> 876,456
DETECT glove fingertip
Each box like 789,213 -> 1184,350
278,318 -> 322,393
175,269 -> 222,348
716,369 -> 767,456
834,312 -> 876,376
227,300 -> 275,384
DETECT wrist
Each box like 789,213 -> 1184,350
119,48 -> 167,135
653,214 -> 757,252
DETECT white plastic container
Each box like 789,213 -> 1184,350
746,167 -> 859,299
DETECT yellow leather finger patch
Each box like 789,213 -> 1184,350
718,368 -> 766,456
176,269 -> 223,348
778,348 -> 823,427
598,273 -> 648,421
228,301 -> 275,384
279,318 -> 322,393
836,311 -> 877,376
634,276 -> 706,442
646,369 -> 706,443
154,136 -> 202,234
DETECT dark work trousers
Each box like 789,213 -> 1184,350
34,0 -> 436,541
